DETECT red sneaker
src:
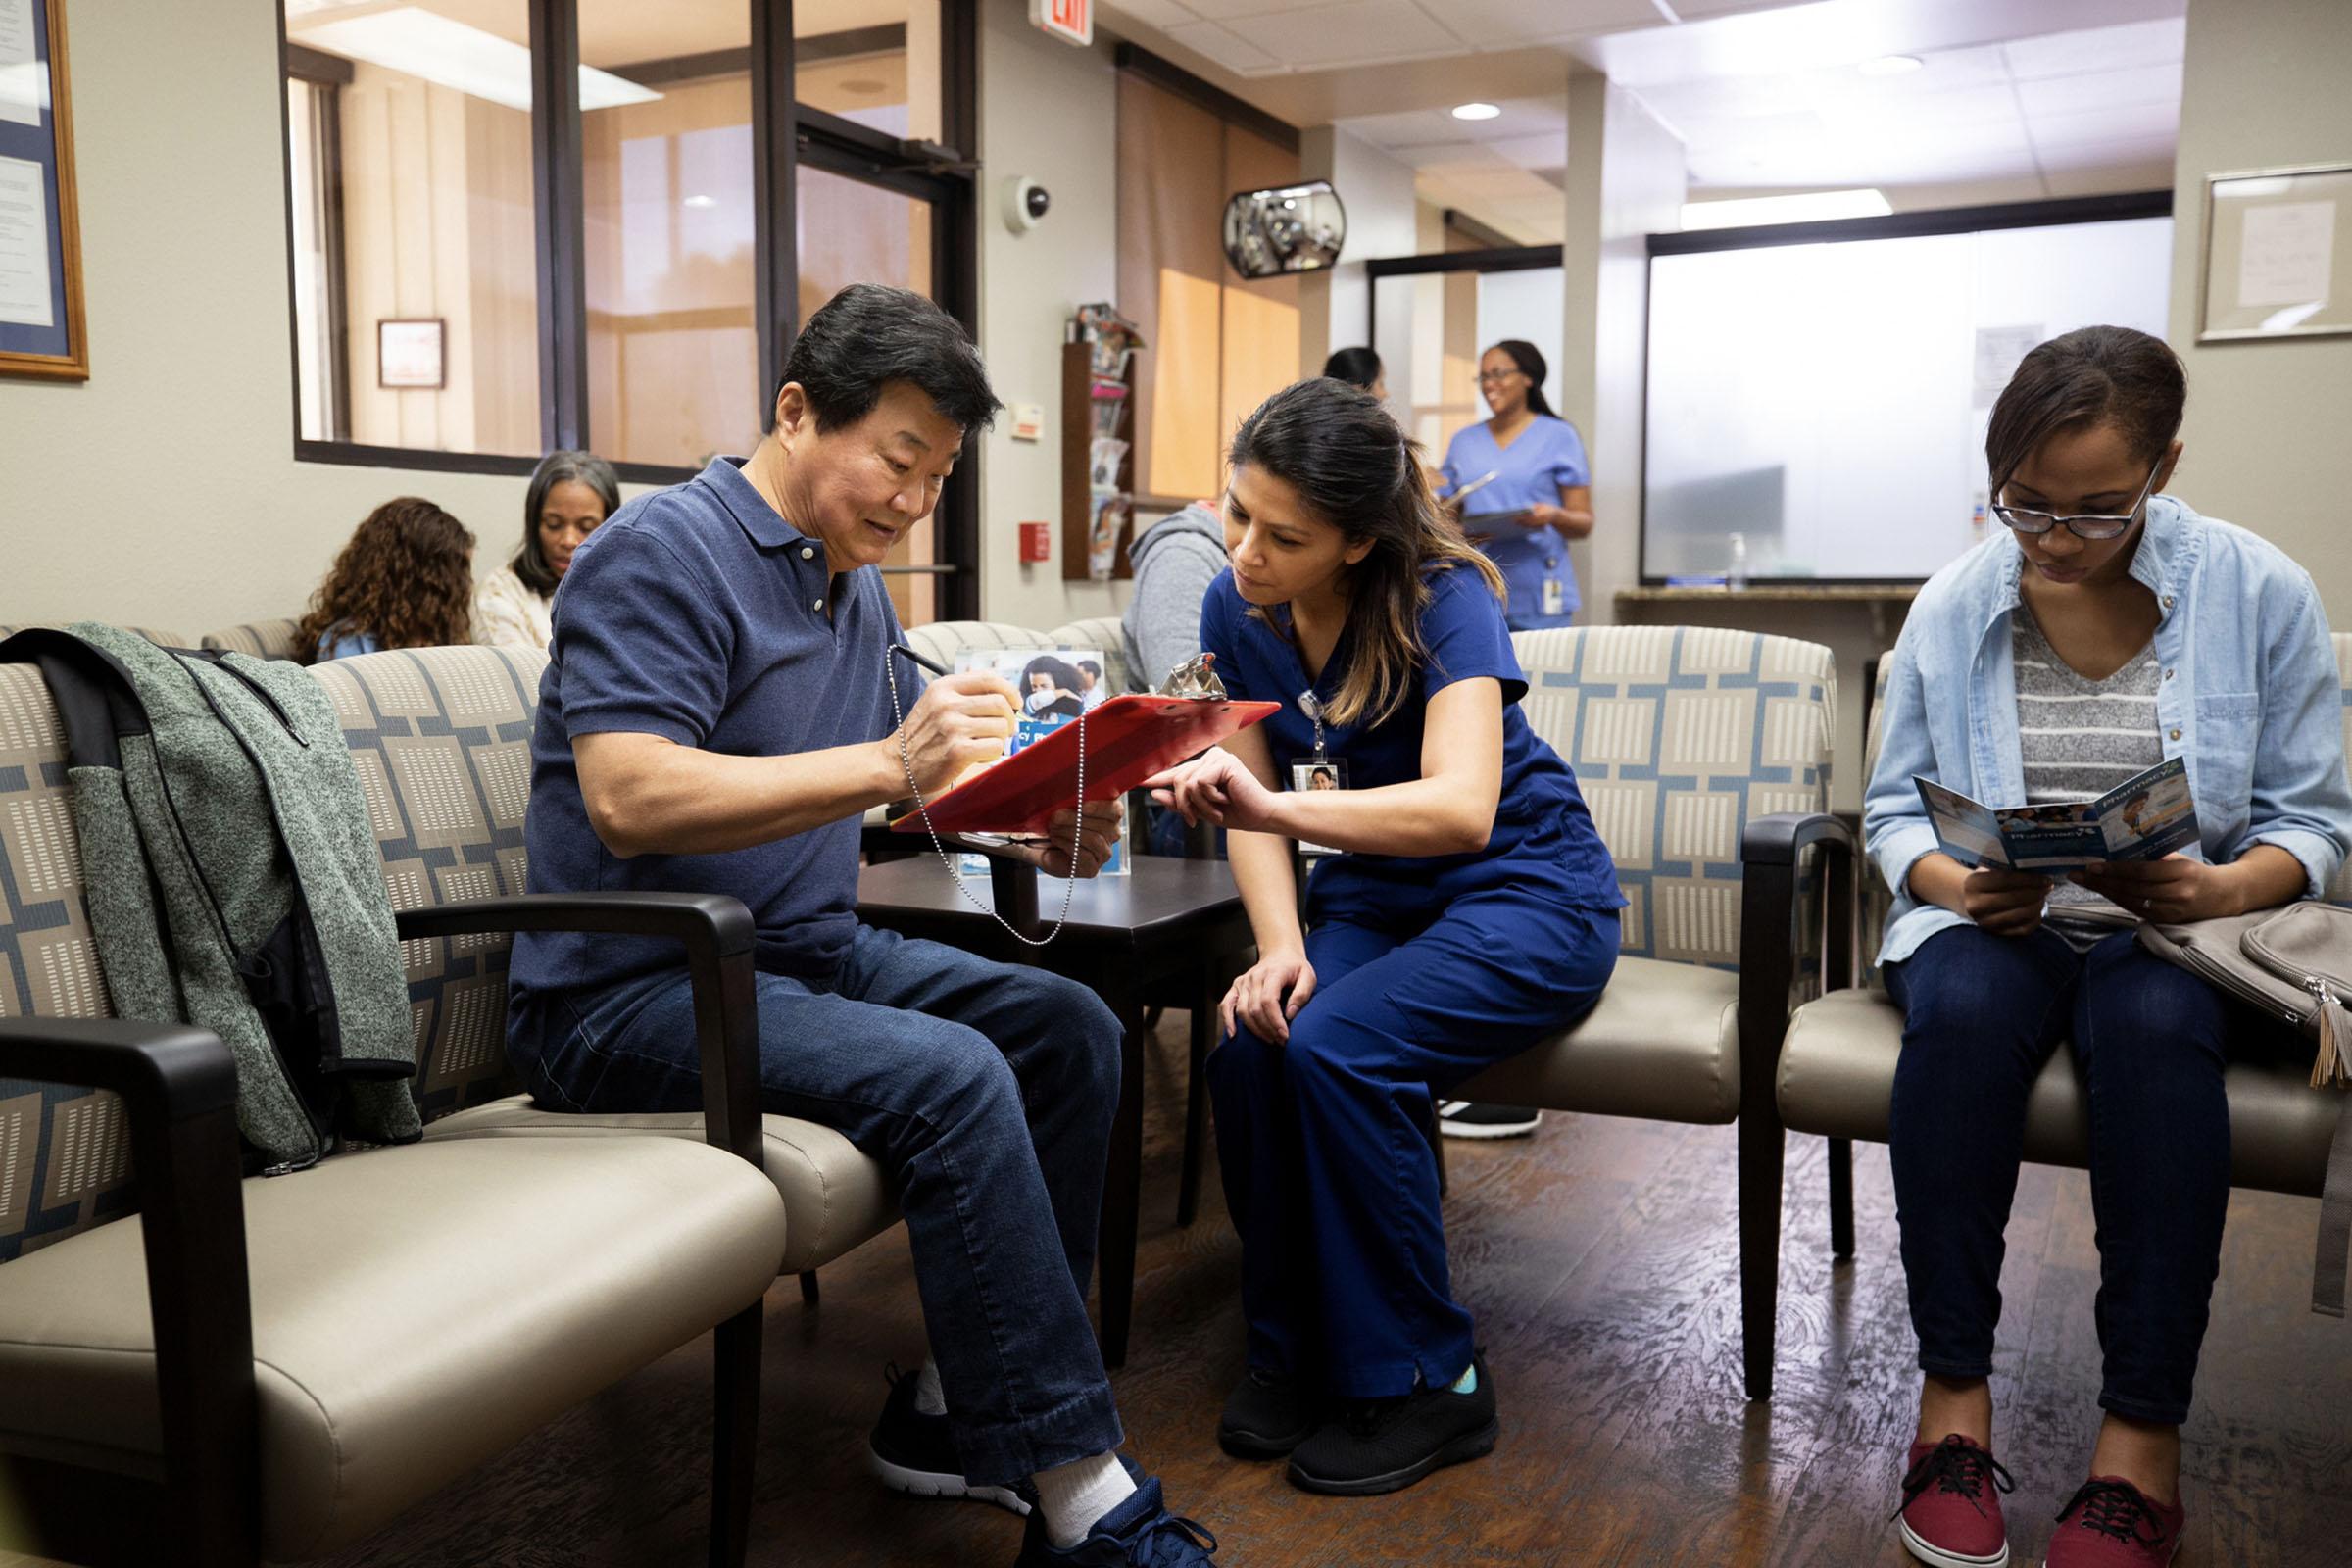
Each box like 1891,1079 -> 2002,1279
2044,1477 -> 2185,1567
1896,1434 -> 2014,1567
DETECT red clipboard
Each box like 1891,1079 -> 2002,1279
888,694 -> 1280,837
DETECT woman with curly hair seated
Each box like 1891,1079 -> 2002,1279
298,497 -> 476,662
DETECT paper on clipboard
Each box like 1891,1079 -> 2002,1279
890,692 -> 1279,837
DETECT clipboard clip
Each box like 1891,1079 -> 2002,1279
1156,652 -> 1228,701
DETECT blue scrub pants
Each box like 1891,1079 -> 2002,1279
1208,883 -> 1619,1398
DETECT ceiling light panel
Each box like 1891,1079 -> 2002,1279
294,8 -> 660,113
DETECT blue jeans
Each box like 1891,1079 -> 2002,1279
1885,924 -> 2295,1426
1210,885 -> 1618,1398
507,923 -> 1125,1486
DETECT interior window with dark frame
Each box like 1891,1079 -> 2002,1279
280,0 -> 551,459
797,0 -> 942,142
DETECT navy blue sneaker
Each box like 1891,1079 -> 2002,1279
867,1363 -> 1031,1516
1012,1475 -> 1219,1566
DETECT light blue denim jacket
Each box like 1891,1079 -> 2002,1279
1866,495 -> 2352,967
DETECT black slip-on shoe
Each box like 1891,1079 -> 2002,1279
1218,1367 -> 1317,1459
866,1362 -> 1032,1516
1285,1354 -> 1498,1496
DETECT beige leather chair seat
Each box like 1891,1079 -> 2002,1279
427,1099 -> 897,1273
1779,987 -> 2342,1196
1456,956 -> 1742,1124
0,1137 -> 786,1560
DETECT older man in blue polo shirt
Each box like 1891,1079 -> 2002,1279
506,285 -> 1222,1568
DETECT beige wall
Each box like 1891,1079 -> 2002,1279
2167,0 -> 2352,622
974,0 -> 1126,630
0,0 -> 571,632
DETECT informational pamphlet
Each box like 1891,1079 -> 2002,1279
950,647 -> 1125,874
1915,757 -> 2199,871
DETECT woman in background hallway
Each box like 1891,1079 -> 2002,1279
1439,339 -> 1592,635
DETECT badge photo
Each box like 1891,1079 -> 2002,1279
1290,758 -> 1348,858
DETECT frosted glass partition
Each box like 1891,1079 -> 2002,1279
1642,215 -> 2173,582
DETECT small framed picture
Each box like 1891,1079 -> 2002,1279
2196,163 -> 2352,342
1290,758 -> 1348,858
377,318 -> 446,389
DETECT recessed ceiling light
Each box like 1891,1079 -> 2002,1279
682,194 -> 717,209
291,8 -> 660,112
1858,55 -> 1923,76
1451,102 -> 1501,122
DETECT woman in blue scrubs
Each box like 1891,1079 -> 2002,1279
1149,378 -> 1623,1497
1439,339 -> 1592,630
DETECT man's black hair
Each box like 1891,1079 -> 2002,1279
777,283 -> 1003,436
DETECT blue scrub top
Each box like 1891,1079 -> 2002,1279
1199,564 -> 1624,922
1439,415 -> 1590,630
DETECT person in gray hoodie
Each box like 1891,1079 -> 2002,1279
1120,500 -> 1229,695
1122,499 -> 1231,858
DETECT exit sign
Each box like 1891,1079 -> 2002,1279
1030,0 -> 1092,46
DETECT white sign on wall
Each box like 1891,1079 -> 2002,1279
1030,0 -> 1092,46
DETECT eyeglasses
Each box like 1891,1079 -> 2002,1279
1991,460 -> 2162,540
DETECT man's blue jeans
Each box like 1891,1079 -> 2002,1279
1885,923 -> 2297,1426
507,923 -> 1126,1486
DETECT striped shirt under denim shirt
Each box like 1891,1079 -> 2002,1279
2013,607 -> 2159,948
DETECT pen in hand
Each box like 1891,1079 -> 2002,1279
892,642 -> 952,678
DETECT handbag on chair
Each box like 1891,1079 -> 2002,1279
2136,901 -> 2352,1316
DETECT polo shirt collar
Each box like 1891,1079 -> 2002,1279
700,456 -> 814,552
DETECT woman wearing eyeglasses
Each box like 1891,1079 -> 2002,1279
1437,340 -> 1592,633
1866,325 -> 2351,1568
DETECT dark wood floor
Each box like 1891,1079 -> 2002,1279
318,1011 -> 2352,1568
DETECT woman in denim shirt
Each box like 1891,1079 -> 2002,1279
1864,327 -> 2351,1568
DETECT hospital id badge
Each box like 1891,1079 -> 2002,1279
1541,576 -> 1566,617
1290,758 -> 1348,858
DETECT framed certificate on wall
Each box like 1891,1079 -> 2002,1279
2197,163 -> 2352,342
0,0 -> 86,380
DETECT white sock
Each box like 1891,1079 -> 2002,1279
1034,1451 -> 1138,1549
913,1356 -> 948,1417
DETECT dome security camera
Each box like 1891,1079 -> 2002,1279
1004,176 -> 1052,234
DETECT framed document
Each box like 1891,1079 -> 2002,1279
2197,163 -> 2352,342
0,0 -> 86,380
377,318 -> 447,389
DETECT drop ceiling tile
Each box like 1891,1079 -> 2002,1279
1101,0 -> 1203,27
1811,83 -> 2025,134
1218,0 -> 1464,71
1159,19 -> 1284,73
1338,107 -> 1474,149
2026,99 -> 2179,149
2012,61 -> 2182,118
2002,17 -> 2185,82
1177,0 -> 1326,19
2033,133 -> 2177,173
1490,131 -> 1569,169
2043,158 -> 2177,198
1669,0 -> 1819,16
1433,0 -> 1658,46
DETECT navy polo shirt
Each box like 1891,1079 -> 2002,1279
509,457 -> 906,1002
1199,563 -> 1624,915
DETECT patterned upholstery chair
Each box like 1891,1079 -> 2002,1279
346,650 -> 904,1282
201,618 -> 306,662
0,622 -> 191,647
1772,635 -> 2352,1351
900,618 -> 1061,671
1451,625 -> 1849,1400
0,644 -> 787,1565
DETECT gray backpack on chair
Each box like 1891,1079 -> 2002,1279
3,623 -> 420,1169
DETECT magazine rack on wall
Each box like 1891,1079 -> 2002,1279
1061,306 -> 1144,582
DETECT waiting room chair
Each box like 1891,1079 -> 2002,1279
1768,636 -> 2352,1376
1446,624 -> 1851,1400
0,646 -> 788,1567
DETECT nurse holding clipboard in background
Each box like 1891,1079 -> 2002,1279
1438,339 -> 1593,631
